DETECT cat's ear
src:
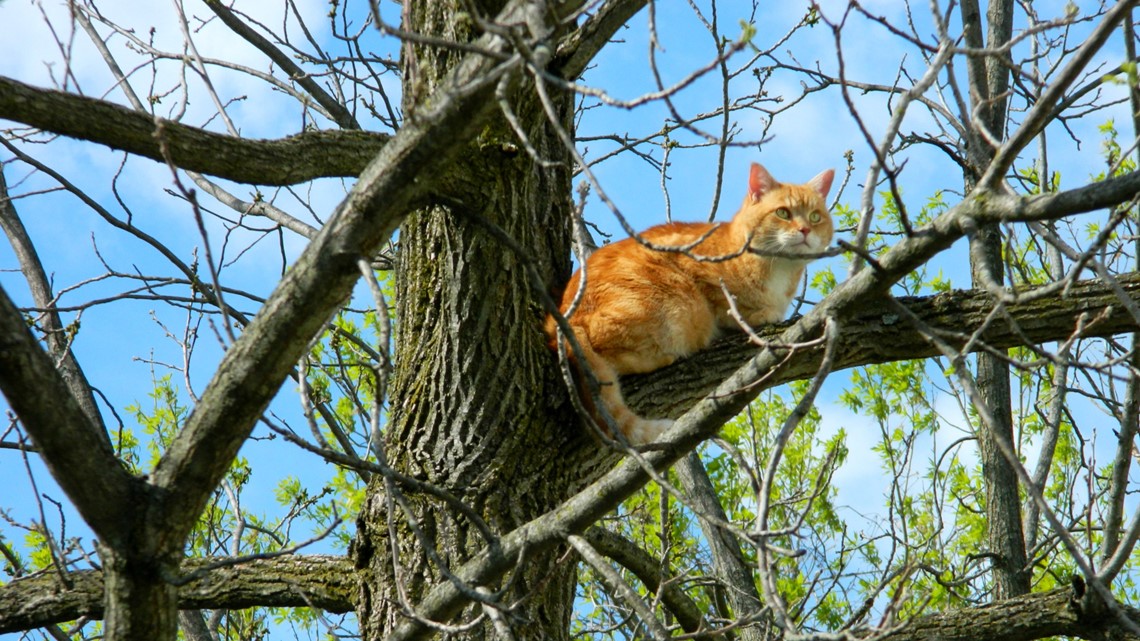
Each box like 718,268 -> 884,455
808,169 -> 835,199
749,163 -> 778,202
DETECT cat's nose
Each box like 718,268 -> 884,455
799,226 -> 811,238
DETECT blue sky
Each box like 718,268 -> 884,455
0,0 -> 1136,636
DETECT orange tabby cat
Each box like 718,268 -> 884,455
547,163 -> 835,445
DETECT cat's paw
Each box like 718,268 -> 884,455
626,418 -> 673,446
746,310 -> 784,326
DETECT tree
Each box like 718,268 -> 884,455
2,0 -> 1140,640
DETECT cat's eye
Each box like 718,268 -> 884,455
775,208 -> 791,220
809,211 -> 822,223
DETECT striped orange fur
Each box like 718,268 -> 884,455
547,163 -> 835,444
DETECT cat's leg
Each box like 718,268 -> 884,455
596,314 -> 707,375
623,416 -> 673,445
745,308 -> 785,326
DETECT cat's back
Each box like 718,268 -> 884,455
589,221 -> 720,265
557,221 -> 719,314
639,221 -> 718,245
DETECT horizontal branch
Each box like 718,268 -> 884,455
626,273 -> 1140,419
0,555 -> 355,633
875,581 -> 1140,641
0,76 -> 387,185
7,556 -> 1134,641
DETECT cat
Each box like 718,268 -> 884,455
546,163 -> 835,445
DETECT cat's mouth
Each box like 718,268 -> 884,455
751,234 -> 818,256
752,244 -> 814,259
785,236 -> 816,251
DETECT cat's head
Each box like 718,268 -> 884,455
735,163 -> 835,258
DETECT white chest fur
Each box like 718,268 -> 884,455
714,256 -> 806,328
761,258 -> 804,315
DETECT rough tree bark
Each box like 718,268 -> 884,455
0,556 -> 356,632
351,2 -> 608,639
0,0 -> 586,637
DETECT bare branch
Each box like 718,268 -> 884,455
203,0 -> 360,130
0,283 -> 136,543
0,165 -> 105,435
554,0 -> 649,80
582,526 -> 708,634
0,76 -> 388,185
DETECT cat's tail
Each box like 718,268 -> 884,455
548,321 -> 672,445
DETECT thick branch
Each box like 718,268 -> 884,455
0,555 -> 355,634
555,0 -> 648,80
964,0 -> 1028,601
674,453 -> 766,639
148,0 -> 529,557
875,585 -> 1140,641
627,272 -> 1140,420
0,282 -> 137,545
0,76 -> 387,185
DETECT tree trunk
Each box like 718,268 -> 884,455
961,0 -> 1031,600
99,544 -> 180,641
353,2 -> 608,638
675,453 -> 770,641
970,227 -> 1031,600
